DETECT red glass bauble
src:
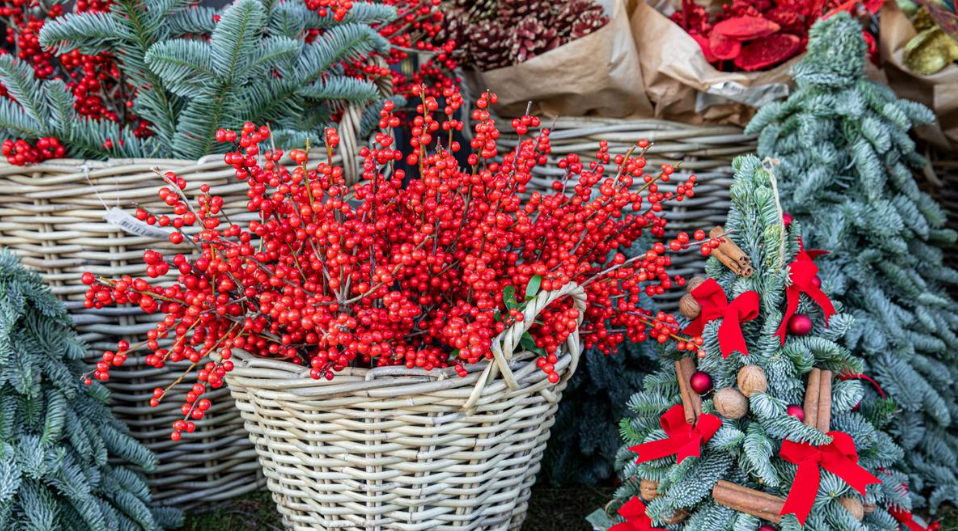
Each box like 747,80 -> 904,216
786,404 -> 805,422
690,370 -> 714,394
788,314 -> 813,336
782,211 -> 793,227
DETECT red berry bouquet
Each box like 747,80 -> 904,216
82,88 -> 712,441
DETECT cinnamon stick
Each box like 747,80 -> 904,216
712,480 -> 784,523
675,358 -> 702,424
710,226 -> 754,277
803,368 -> 821,429
817,370 -> 833,432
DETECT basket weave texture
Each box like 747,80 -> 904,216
495,116 -> 757,310
226,282 -> 587,531
0,155 -> 282,505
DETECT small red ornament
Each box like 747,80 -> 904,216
690,370 -> 714,394
787,404 -> 805,422
782,211 -> 793,227
787,314 -> 813,336
811,275 -> 821,289
758,526 -> 777,531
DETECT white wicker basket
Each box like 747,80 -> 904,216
226,283 -> 587,531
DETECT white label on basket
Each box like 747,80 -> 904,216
104,207 -> 173,240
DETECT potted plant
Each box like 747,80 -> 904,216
81,89 -> 715,528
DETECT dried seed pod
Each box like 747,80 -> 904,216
839,497 -> 864,521
713,16 -> 781,40
640,478 -> 660,501
714,388 -> 749,419
737,365 -> 768,397
710,32 -> 743,60
734,33 -> 803,71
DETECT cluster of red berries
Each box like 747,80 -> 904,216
377,0 -> 458,99
82,88 -> 702,441
1,137 -> 65,165
305,0 -> 353,21
1,0 -> 155,166
318,0 -> 458,101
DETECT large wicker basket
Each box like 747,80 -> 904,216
494,116 -> 757,311
0,129 -> 367,505
225,283 -> 587,531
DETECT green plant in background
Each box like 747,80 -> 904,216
0,252 -> 180,531
0,0 -> 395,160
748,12 -> 958,513
541,340 -> 657,486
602,154 -> 908,531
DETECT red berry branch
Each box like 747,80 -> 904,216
1,0 -> 150,165
82,87 -> 704,442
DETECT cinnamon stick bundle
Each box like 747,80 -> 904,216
675,357 -> 702,424
709,226 -> 754,277
803,368 -> 833,432
712,480 -> 785,523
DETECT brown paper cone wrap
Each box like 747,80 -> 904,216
879,2 -> 958,152
629,0 -> 799,127
466,0 -> 653,119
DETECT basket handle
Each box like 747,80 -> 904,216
463,281 -> 587,411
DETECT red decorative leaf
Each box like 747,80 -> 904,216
734,33 -> 803,71
765,7 -> 806,33
691,33 -> 718,63
710,32 -> 743,60
712,16 -> 781,40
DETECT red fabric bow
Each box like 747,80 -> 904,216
780,432 -> 882,525
610,497 -> 665,531
683,278 -> 760,358
631,405 -> 721,464
889,506 -> 936,531
774,249 -> 835,344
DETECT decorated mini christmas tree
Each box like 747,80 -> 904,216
748,13 -> 958,512
601,155 -> 914,531
0,252 -> 179,530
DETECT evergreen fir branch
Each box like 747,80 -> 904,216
0,55 -> 48,127
144,40 -> 217,97
208,0 -> 267,82
38,12 -> 127,55
166,5 -> 217,36
741,423 -> 778,487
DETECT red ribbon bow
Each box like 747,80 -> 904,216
610,497 -> 665,531
889,505 -> 938,531
631,405 -> 721,464
683,278 -> 760,358
780,432 -> 882,525
774,248 -> 835,344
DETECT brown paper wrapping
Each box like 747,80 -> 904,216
879,1 -> 958,152
465,0 -> 653,119
630,0 -> 798,126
